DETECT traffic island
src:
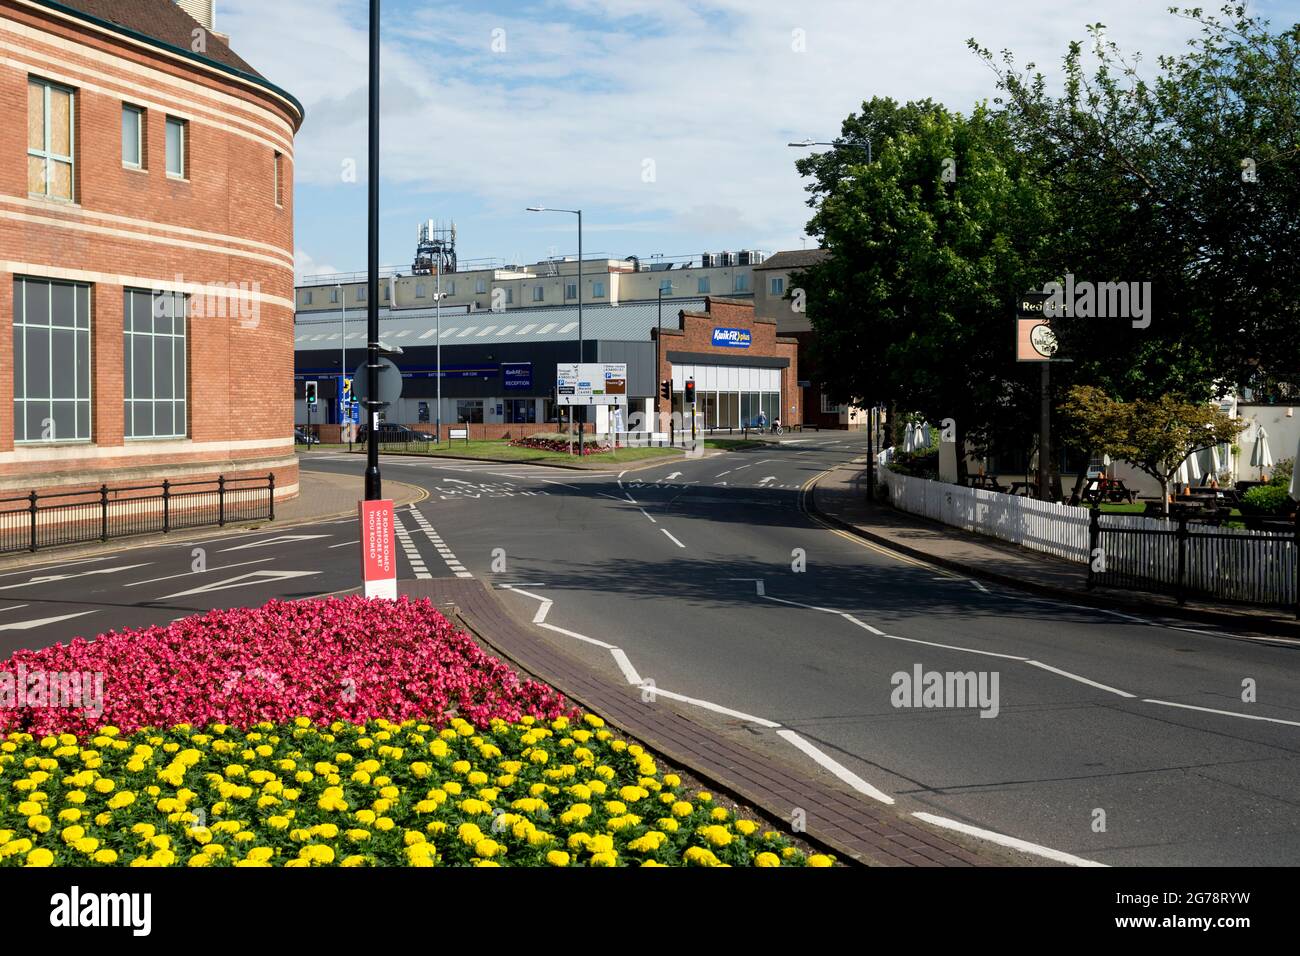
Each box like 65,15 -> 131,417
0,596 -> 833,868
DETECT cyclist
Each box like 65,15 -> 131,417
772,417 -> 783,436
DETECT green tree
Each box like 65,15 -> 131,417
1060,385 -> 1243,512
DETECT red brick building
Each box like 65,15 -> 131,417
0,0 -> 302,501
653,297 -> 800,430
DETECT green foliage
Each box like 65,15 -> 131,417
1269,457 -> 1294,489
1243,484 -> 1290,514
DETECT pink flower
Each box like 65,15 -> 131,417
0,596 -> 577,736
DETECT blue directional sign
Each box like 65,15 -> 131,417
712,327 -> 751,348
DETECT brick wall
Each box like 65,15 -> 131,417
0,2 -> 301,498
652,297 -> 801,428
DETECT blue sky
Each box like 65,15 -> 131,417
218,1 -> 1300,281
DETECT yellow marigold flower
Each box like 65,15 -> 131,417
27,815 -> 51,833
755,852 -> 781,867
608,814 -> 642,831
700,825 -> 733,848
808,854 -> 834,867
474,838 -> 502,859
341,855 -> 368,867
642,860 -> 665,867
64,790 -> 86,805
354,809 -> 377,826
61,824 -> 85,843
442,781 -> 462,796
459,798 -> 492,816
93,848 -> 119,864
711,807 -> 730,822
582,714 -> 604,728
736,819 -> 758,836
527,829 -> 554,848
590,851 -> 618,866
106,791 -> 135,810
457,823 -> 483,845
451,760 -> 471,774
255,745 -> 273,758
301,845 -> 335,865
618,785 -> 649,803
17,801 -> 41,817
684,846 -> 723,867
586,779 -> 608,796
671,801 -> 694,817
588,834 -> 614,855
529,750 -> 548,765
345,829 -> 370,842
375,818 -> 395,832
317,787 -> 348,812
244,847 -> 274,863
781,846 -> 799,860
232,831 -> 255,843
406,842 -> 437,866
267,816 -> 290,831
310,823 -> 339,839
657,817 -> 680,833
409,762 -> 431,779
628,831 -> 668,853
559,804 -> 592,825
94,812 -> 111,827
609,740 -> 628,753
403,831 -> 425,847
26,848 -> 55,867
74,837 -> 100,854
546,850 -> 570,867
467,771 -> 488,786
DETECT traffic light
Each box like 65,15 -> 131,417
684,379 -> 696,405
304,381 -> 318,406
660,380 -> 672,402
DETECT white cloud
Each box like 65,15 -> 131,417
224,0 -> 1207,258
295,247 -> 339,283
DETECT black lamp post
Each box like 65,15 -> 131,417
364,0 -> 382,500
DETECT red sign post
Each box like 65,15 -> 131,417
359,499 -> 397,599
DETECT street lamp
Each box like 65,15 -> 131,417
364,0 -> 381,499
788,137 -> 872,164
657,280 -> 672,438
527,206 -> 583,455
435,255 -> 443,444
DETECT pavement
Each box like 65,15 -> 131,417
2,436 -> 1298,866
810,461 -> 1300,642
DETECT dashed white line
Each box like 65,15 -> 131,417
661,529 -> 686,548
639,508 -> 657,524
1142,698 -> 1300,727
407,507 -> 473,578
392,513 -> 432,580
1026,661 -> 1135,698
777,730 -> 894,805
911,813 -> 1107,867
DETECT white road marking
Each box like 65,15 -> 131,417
328,539 -> 361,549
541,479 -> 580,490
0,556 -> 113,579
393,513 -> 432,580
665,472 -> 683,480
1026,661 -> 1135,698
777,730 -> 894,804
407,508 -> 472,578
758,476 -> 776,485
639,508 -> 656,524
610,649 -> 643,685
159,570 -> 319,600
0,564 -> 153,592
0,610 -> 97,632
661,529 -> 686,548
0,604 -> 29,613
716,470 -> 732,477
968,579 -> 990,594
650,688 -> 782,728
1142,698 -> 1300,728
124,558 -> 276,588
217,534 -> 329,552
911,813 -> 1108,867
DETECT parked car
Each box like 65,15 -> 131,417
356,422 -> 436,444
294,427 -> 319,445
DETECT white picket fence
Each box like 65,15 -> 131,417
879,463 -> 1091,563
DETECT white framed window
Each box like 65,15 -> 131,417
382,285 -> 390,301
446,281 -> 455,296
13,277 -> 92,442
505,287 -> 514,304
734,273 -> 750,292
820,394 -> 843,415
28,78 -> 75,201
698,277 -> 711,294
770,276 -> 785,296
357,287 -> 367,302
302,289 -> 313,305
165,116 -> 187,178
416,283 -> 427,298
330,287 -> 340,304
124,289 -> 188,439
532,286 -> 544,302
593,281 -> 605,297
565,282 -> 577,300
122,104 -> 144,169
475,278 -> 488,294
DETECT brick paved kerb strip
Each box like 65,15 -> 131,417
398,579 -> 1028,868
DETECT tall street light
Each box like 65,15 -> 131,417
364,0 -> 381,499
527,206 -> 583,454
789,136 -> 875,494
336,282 -> 346,433
657,279 -> 672,438
435,254 -> 443,443
788,137 -> 872,164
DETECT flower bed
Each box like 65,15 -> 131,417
508,435 -> 611,455
0,715 -> 832,867
0,597 -> 833,867
0,597 -> 572,736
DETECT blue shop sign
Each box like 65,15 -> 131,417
712,327 -> 751,349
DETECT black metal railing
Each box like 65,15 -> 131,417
0,473 -> 275,555
1088,508 -> 1298,615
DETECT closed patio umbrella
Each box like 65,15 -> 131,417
1290,434 -> 1299,501
1251,427 -> 1273,478
1186,449 -> 1202,484
918,423 -> 931,449
1173,458 -> 1189,493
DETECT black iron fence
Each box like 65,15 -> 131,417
1088,508 -> 1298,616
0,473 -> 275,555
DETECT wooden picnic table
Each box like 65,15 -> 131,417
1081,477 -> 1136,505
1008,481 -> 1039,498
964,475 -> 1006,492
